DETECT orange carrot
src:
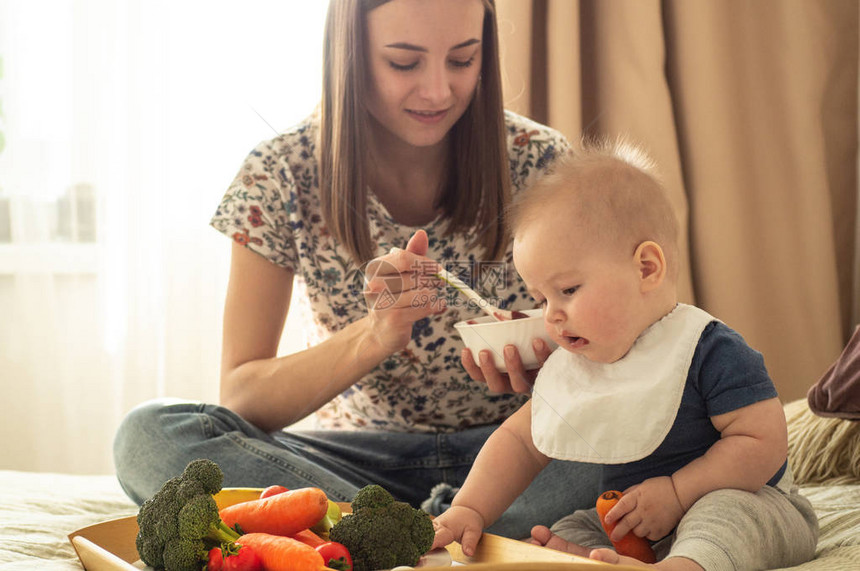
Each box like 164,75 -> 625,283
291,529 -> 327,548
237,532 -> 326,571
595,490 -> 657,564
220,487 -> 329,537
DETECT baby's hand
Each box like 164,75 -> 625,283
431,505 -> 485,556
605,477 -> 684,541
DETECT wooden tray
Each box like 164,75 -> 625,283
69,488 -> 639,570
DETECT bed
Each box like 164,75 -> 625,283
2,399 -> 859,570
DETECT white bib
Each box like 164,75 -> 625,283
531,304 -> 717,464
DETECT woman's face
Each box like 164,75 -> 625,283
364,0 -> 485,150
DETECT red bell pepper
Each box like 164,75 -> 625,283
207,544 -> 262,571
316,541 -> 352,571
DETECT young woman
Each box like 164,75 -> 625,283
114,0 -> 599,539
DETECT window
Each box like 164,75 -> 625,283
0,1 -> 328,473
0,1 -> 328,275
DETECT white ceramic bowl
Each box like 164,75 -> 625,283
454,308 -> 557,372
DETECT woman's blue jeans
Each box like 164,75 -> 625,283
113,398 -> 600,539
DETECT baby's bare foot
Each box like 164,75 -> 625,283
528,526 -> 592,558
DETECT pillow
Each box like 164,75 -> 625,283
807,325 -> 860,420
785,399 -> 860,486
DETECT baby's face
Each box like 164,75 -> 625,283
513,215 -> 653,364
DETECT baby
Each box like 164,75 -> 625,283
432,140 -> 818,570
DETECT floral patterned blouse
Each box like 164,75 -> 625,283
211,110 -> 571,433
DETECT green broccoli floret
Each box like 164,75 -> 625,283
177,494 -> 239,544
350,483 -> 396,510
135,459 -> 240,571
329,484 -> 435,571
162,538 -> 208,571
136,530 -> 164,569
180,457 -> 224,495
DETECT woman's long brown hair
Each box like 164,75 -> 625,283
319,0 -> 510,265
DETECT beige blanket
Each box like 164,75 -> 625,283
0,470 -> 137,570
2,400 -> 859,569
2,471 -> 859,570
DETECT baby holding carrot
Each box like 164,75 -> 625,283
431,141 -> 819,569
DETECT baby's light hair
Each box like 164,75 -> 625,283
584,135 -> 659,175
507,137 -> 680,281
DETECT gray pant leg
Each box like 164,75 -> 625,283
549,508 -> 613,550
550,506 -> 673,558
670,485 -> 818,571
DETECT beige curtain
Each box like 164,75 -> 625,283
496,0 -> 858,403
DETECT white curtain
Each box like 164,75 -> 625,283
0,0 -> 326,474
